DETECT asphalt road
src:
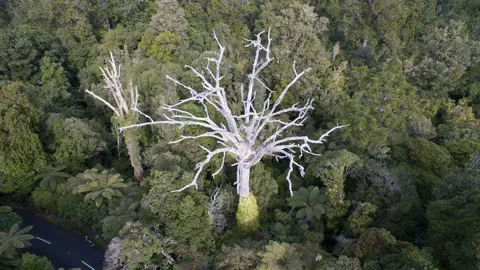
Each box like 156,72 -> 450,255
16,210 -> 105,270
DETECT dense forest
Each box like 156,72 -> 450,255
1,0 -> 480,269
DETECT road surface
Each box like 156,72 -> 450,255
16,210 -> 105,270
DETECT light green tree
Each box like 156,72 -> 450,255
44,113 -> 107,170
139,0 -> 189,62
20,253 -> 54,270
68,167 -> 128,207
0,82 -> 46,193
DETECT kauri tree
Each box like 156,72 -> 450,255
120,30 -> 345,232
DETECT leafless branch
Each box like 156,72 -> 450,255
85,52 -> 139,118
119,29 -> 347,196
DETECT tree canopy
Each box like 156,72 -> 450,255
1,0 -> 479,269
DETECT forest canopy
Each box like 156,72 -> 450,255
0,0 -> 480,269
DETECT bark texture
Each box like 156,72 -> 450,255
124,129 -> 143,183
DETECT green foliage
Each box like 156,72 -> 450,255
44,114 -> 107,170
0,82 -> 46,193
142,169 -> 214,258
31,187 -> 56,213
2,0 -> 480,268
140,31 -> 183,62
256,241 -> 325,270
250,163 -> 278,209
69,167 -> 128,207
0,224 -> 34,259
327,60 -> 421,158
102,198 -> 139,239
344,228 -> 396,263
55,183 -> 103,227
350,164 -> 425,242
139,0 -> 189,62
119,221 -> 175,269
287,186 -> 326,221
444,139 -> 480,167
20,253 -> 54,270
427,162 -> 480,270
0,255 -> 21,270
0,25 -> 63,82
394,138 -> 451,200
363,242 -> 437,270
406,20 -> 480,96
257,241 -> 299,270
0,207 -> 22,232
316,254 -> 362,270
309,150 -> 360,230
310,150 -> 361,186
34,165 -> 71,190
318,0 -> 435,60
344,202 -> 378,237
38,57 -> 70,105
236,194 -> 260,233
215,244 -> 259,270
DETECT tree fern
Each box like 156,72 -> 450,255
287,186 -> 327,221
34,165 -> 71,190
68,167 -> 128,207
0,223 -> 34,259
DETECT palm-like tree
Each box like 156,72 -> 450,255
0,223 -> 34,259
34,165 -> 71,190
287,186 -> 327,221
68,167 -> 128,207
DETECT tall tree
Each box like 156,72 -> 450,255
120,30 -> 345,231
85,53 -> 144,182
0,83 -> 46,193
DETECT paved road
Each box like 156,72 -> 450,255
16,210 -> 105,270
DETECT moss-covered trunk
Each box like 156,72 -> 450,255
235,164 -> 259,232
123,129 -> 143,183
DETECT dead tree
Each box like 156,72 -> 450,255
85,53 -> 144,183
120,29 -> 346,231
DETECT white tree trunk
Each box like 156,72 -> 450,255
237,164 -> 250,197
118,29 -> 346,198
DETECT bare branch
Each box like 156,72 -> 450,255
171,147 -> 235,193
85,89 -> 120,116
169,132 -> 228,144
86,52 -> 139,118
212,152 -> 226,178
116,30 -> 347,197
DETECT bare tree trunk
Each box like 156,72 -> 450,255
117,30 -> 346,232
237,163 -> 250,197
124,129 -> 143,183
235,164 -> 259,232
